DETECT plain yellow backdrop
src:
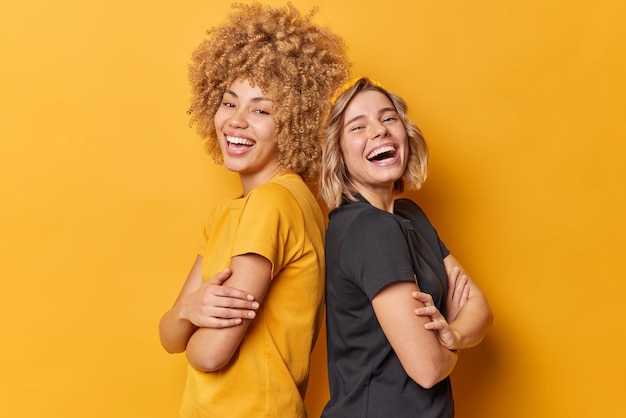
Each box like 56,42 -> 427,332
1,0 -> 625,417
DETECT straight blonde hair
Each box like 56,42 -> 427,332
320,78 -> 429,209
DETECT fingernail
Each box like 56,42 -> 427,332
247,311 -> 256,318
251,302 -> 259,309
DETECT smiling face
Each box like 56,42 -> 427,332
214,78 -> 280,194
339,89 -> 409,205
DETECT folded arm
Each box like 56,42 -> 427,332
185,253 -> 272,371
442,254 -> 493,350
158,255 -> 260,354
372,281 -> 458,389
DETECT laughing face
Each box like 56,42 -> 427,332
339,89 -> 409,200
214,78 -> 280,193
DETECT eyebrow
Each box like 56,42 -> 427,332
224,90 -> 274,103
343,107 -> 398,129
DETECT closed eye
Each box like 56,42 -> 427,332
382,112 -> 399,123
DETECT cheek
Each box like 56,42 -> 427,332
339,138 -> 355,159
214,105 -> 231,127
342,140 -> 364,166
213,113 -> 223,130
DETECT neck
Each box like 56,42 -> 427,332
239,167 -> 281,196
357,187 -> 395,213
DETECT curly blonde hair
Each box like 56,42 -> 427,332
187,2 -> 350,182
320,78 -> 429,209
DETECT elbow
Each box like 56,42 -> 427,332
477,293 -> 495,328
407,370 -> 446,390
161,342 -> 185,355
404,351 -> 458,389
186,339 -> 235,372
159,335 -> 186,355
185,329 -> 240,372
187,352 -> 232,372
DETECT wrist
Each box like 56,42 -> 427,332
175,299 -> 193,325
450,327 -> 463,351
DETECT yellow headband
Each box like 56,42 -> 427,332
330,77 -> 387,105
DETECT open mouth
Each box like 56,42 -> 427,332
366,145 -> 397,162
226,135 -> 255,149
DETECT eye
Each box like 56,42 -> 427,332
254,109 -> 271,115
221,101 -> 235,108
349,125 -> 364,132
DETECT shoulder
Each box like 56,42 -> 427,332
394,198 -> 427,217
242,176 -> 310,225
395,198 -> 437,227
329,200 -> 405,240
246,178 -> 300,209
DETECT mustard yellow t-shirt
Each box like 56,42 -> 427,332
179,173 -> 325,418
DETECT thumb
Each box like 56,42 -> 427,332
207,267 -> 233,285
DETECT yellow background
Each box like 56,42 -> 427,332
1,0 -> 624,417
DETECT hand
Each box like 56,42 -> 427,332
412,291 -> 460,351
180,268 -> 260,328
445,266 -> 470,322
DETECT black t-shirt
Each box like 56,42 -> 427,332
322,195 -> 454,418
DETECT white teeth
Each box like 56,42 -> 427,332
226,135 -> 254,146
367,145 -> 395,160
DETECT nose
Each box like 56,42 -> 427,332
228,108 -> 248,128
371,121 -> 388,140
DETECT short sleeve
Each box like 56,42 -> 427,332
340,209 -> 416,300
232,183 -> 302,272
198,202 -> 223,257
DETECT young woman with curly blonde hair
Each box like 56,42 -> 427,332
159,3 -> 349,417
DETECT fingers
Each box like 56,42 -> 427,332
423,319 -> 448,331
206,268 -> 233,286
211,304 -> 259,320
454,274 -> 469,300
200,292 -> 259,322
201,279 -> 255,305
460,283 -> 470,306
215,284 -> 256,302
207,287 -> 259,311
204,317 -> 245,329
192,302 -> 259,328
185,280 -> 260,328
411,291 -> 434,306
447,267 -> 466,300
414,305 -> 444,321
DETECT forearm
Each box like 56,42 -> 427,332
159,304 -> 198,354
185,325 -> 248,372
449,292 -> 493,350
159,255 -> 206,353
414,344 -> 459,388
374,282 -> 459,388
442,254 -> 493,350
184,253 -> 271,371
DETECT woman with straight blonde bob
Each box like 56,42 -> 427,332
321,78 -> 428,208
320,78 -> 493,417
